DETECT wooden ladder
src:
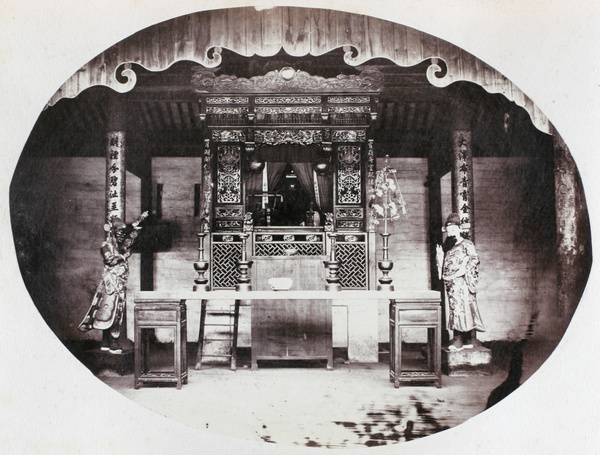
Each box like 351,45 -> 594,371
195,300 -> 241,371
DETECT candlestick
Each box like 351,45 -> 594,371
323,232 -> 342,292
193,232 -> 210,291
377,232 -> 394,291
236,233 -> 253,291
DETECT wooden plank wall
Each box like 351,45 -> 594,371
17,157 -> 106,341
376,158 -> 430,342
375,156 -> 557,343
11,157 -> 141,341
151,157 -> 204,291
381,158 -> 431,290
473,157 -> 557,341
12,155 -> 557,344
150,157 -> 204,340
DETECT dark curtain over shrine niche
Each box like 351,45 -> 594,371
247,144 -> 332,216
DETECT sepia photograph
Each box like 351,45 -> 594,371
1,1 -> 598,454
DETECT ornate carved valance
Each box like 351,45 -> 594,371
192,66 -> 384,93
331,130 -> 367,142
253,129 -> 323,146
256,96 -> 321,105
212,130 -> 247,142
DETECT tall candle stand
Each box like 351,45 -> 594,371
193,232 -> 210,291
377,231 -> 394,291
236,233 -> 253,291
371,156 -> 405,292
323,232 -> 342,292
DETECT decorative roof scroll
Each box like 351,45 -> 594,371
45,6 -> 549,133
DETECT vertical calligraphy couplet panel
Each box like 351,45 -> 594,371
452,130 -> 474,240
202,139 -> 213,232
106,131 -> 126,223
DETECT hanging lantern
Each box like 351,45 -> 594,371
314,159 -> 330,175
248,160 -> 265,173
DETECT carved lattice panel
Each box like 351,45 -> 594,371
211,240 -> 242,289
337,145 -> 362,204
216,145 -> 242,204
336,242 -> 368,289
254,242 -> 324,256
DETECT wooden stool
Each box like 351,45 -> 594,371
134,300 -> 187,389
389,300 -> 441,388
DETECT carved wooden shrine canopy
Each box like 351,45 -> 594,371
193,65 -> 381,290
39,7 -> 561,292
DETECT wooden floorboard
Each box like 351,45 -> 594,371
95,338 -> 560,448
98,356 -> 528,449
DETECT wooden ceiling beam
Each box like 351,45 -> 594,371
139,102 -> 155,130
180,102 -> 194,131
169,101 -> 183,131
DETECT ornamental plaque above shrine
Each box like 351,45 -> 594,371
193,63 -> 382,129
191,66 -> 384,93
195,68 -> 380,127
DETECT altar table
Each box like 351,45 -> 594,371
134,290 -> 441,378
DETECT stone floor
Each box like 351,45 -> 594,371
97,338 -> 558,449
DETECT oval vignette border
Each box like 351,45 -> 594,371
0,1 -> 599,455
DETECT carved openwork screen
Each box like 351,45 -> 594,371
198,71 -> 378,231
216,145 -> 242,204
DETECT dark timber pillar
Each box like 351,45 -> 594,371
105,97 -> 131,345
427,146 -> 450,345
553,129 -> 592,326
122,121 -> 153,291
139,150 -> 154,291
366,139 -> 378,290
451,106 -> 478,343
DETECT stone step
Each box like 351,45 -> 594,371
442,345 -> 492,376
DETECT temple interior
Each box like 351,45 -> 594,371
8,7 -> 592,449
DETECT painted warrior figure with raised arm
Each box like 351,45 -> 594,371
78,212 -> 148,353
